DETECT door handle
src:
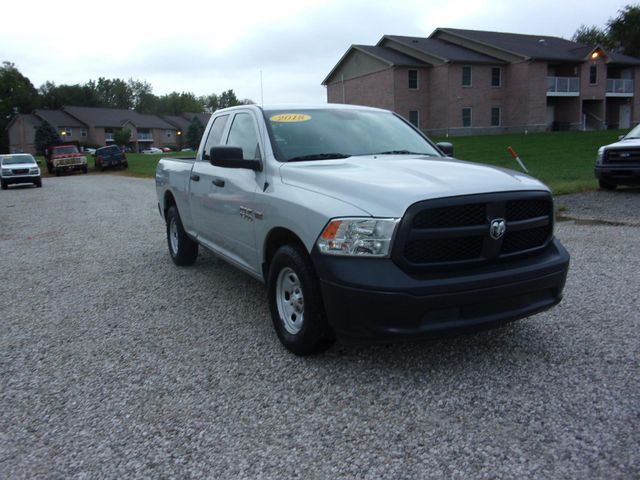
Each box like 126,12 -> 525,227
212,178 -> 225,187
190,174 -> 200,182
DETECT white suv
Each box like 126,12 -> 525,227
1,154 -> 42,190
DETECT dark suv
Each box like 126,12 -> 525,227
95,145 -> 128,171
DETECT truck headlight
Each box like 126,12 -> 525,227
29,167 -> 39,174
596,147 -> 605,165
317,218 -> 400,257
1,168 -> 11,176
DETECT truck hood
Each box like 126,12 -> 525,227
602,137 -> 640,149
2,162 -> 37,170
279,155 -> 548,217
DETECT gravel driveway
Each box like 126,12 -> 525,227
1,176 -> 639,479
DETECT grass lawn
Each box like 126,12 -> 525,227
36,130 -> 624,195
431,129 -> 624,195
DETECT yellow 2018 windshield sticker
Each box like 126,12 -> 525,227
270,114 -> 312,122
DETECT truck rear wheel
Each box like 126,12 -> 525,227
267,245 -> 334,355
166,205 -> 198,266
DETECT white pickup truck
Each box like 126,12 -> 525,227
156,104 -> 569,354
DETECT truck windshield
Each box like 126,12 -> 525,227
54,146 -> 79,154
265,108 -> 441,162
2,155 -> 36,165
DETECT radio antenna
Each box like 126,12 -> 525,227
260,70 -> 264,107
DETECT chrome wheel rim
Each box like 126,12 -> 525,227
276,267 -> 304,334
169,217 -> 179,254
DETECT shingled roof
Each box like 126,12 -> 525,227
63,106 -> 175,129
434,28 -> 640,65
382,36 -> 505,64
34,109 -> 86,128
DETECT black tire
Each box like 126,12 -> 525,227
35,179 -> 42,188
166,205 -> 198,266
82,166 -> 88,174
55,169 -> 61,177
1,180 -> 7,190
599,179 -> 616,190
267,245 -> 334,355
46,164 -> 52,174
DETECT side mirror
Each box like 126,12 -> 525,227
210,146 -> 262,171
618,135 -> 625,141
436,142 -> 454,157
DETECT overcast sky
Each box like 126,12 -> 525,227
1,0 -> 630,104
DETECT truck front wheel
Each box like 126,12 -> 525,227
267,245 -> 334,355
166,205 -> 198,266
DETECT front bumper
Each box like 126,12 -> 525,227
312,238 -> 570,342
2,174 -> 41,185
595,165 -> 640,185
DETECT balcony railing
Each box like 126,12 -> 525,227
547,76 -> 579,96
137,133 -> 153,141
607,78 -> 634,96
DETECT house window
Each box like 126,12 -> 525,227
491,107 -> 501,127
589,65 -> 597,85
491,67 -> 501,87
60,127 -> 72,138
409,110 -> 419,128
408,70 -> 418,89
462,107 -> 472,127
81,128 -> 87,137
165,129 -> 173,138
462,66 -> 472,87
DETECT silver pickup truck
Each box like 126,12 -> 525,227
156,104 -> 569,355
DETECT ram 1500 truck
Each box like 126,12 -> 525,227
156,104 -> 570,355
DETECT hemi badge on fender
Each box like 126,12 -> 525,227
254,211 -> 264,220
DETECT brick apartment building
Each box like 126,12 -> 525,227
323,28 -> 640,135
6,107 -> 211,154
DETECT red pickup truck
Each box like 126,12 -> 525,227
44,142 -> 88,176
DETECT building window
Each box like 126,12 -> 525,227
491,107 -> 501,126
81,128 -> 87,137
589,65 -> 597,85
165,129 -> 173,138
462,66 -> 472,87
462,107 -> 472,127
491,67 -> 501,87
60,127 -> 72,138
408,70 -> 418,89
409,110 -> 419,128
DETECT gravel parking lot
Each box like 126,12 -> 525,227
1,176 -> 639,479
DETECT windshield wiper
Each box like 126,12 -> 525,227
370,150 -> 435,156
287,153 -> 351,162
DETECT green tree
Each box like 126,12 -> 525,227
34,121 -> 60,154
113,128 -> 131,147
186,117 -> 205,148
94,77 -> 132,109
218,89 -> 240,109
572,25 -> 611,47
572,4 -> 640,57
608,4 -> 640,57
0,61 -> 39,152
39,81 -> 99,109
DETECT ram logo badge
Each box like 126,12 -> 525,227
490,218 -> 506,240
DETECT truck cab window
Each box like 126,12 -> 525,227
203,115 -> 229,160
226,113 -> 261,160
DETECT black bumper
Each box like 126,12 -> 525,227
3,176 -> 40,185
312,239 -> 569,342
595,165 -> 640,185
